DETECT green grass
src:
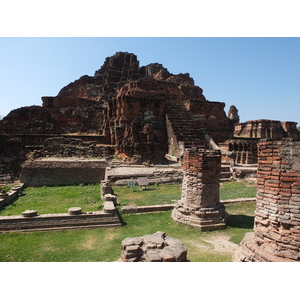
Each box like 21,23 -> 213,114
0,180 -> 257,215
0,180 -> 256,262
114,180 -> 257,206
0,185 -> 17,193
0,201 -> 255,262
113,183 -> 182,206
0,184 -> 103,216
220,181 -> 257,200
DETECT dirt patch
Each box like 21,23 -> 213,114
188,234 -> 238,254
79,236 -> 97,250
103,228 -> 118,241
202,234 -> 239,253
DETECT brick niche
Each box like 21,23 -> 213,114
172,148 -> 228,231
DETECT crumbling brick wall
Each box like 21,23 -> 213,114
254,139 -> 300,261
20,159 -> 106,187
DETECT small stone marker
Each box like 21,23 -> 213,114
0,189 -> 8,199
137,177 -> 149,190
68,207 -> 82,215
104,194 -> 117,205
22,210 -> 38,217
103,201 -> 116,213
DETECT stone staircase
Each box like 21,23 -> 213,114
220,164 -> 233,181
166,103 -> 208,149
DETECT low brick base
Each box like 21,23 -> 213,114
0,210 -> 122,232
233,232 -> 296,262
171,202 -> 228,231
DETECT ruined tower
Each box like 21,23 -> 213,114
235,139 -> 300,261
172,147 -> 228,231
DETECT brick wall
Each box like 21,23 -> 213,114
254,139 -> 300,261
20,159 -> 106,187
0,209 -> 121,232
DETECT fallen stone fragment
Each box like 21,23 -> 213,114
120,231 -> 188,262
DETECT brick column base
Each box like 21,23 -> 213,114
172,201 -> 228,231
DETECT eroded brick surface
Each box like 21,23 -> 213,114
172,148 -> 228,231
236,139 -> 300,262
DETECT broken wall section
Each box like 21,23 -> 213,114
236,139 -> 300,261
20,159 -> 106,187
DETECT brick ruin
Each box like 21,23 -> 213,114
1,51 -> 300,183
172,148 -> 228,230
1,51 -> 300,251
235,139 -> 300,261
0,51 -> 242,182
20,158 -> 106,187
220,119 -> 300,165
120,231 -> 188,262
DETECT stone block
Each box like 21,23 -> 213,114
120,232 -> 187,262
103,201 -> 116,213
145,250 -> 161,262
68,207 -> 82,215
22,210 -> 38,217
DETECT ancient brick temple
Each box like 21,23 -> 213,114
172,147 -> 228,230
1,51 -> 300,182
235,139 -> 300,261
219,119 -> 300,165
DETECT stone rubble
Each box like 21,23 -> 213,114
120,231 -> 188,262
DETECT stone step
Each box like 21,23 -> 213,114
221,166 -> 231,172
220,172 -> 232,179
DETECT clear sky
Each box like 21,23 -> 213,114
1,37 -> 299,125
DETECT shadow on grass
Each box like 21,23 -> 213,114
116,207 -> 127,226
227,214 -> 254,229
0,194 -> 26,213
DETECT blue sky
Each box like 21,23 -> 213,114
1,0 -> 299,293
1,37 -> 299,125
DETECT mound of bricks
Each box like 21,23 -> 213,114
120,231 -> 188,262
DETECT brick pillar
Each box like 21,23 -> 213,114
172,148 -> 227,231
235,139 -> 300,261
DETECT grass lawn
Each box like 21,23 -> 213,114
114,180 -> 257,206
0,201 -> 255,262
0,184 -> 103,216
0,180 -> 257,216
113,183 -> 182,206
220,181 -> 257,200
0,180 -> 256,262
